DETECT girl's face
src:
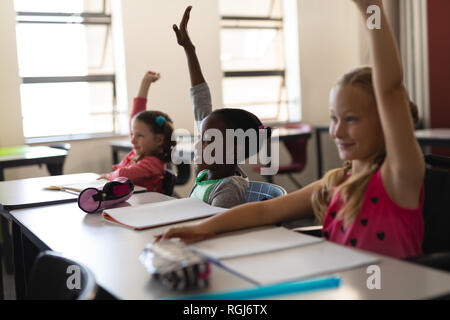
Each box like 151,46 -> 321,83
131,119 -> 163,157
329,85 -> 385,162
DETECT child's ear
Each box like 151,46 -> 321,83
155,133 -> 165,147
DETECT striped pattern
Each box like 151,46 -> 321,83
246,181 -> 287,202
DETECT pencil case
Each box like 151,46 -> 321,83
139,240 -> 210,291
77,177 -> 134,213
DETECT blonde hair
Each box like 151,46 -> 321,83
311,67 -> 419,228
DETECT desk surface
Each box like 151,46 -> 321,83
0,146 -> 67,162
0,173 -> 147,211
10,192 -> 450,300
10,192 -> 252,300
0,173 -> 99,210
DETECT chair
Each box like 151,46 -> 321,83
162,168 -> 177,196
409,154 -> 450,271
47,143 -> 71,175
294,154 -> 450,272
27,251 -> 97,300
175,163 -> 191,186
246,181 -> 287,203
253,123 -> 312,188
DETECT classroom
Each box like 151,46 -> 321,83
1,0 -> 450,304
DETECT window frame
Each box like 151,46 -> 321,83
219,13 -> 288,123
15,2 -> 122,143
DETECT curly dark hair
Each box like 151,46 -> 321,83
210,108 -> 265,160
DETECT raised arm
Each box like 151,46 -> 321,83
354,0 -> 424,207
137,71 -> 160,99
173,6 -> 205,87
130,71 -> 161,129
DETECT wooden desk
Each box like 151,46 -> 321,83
415,128 -> 450,147
9,192 -> 450,300
0,173 -> 99,211
0,146 -> 68,181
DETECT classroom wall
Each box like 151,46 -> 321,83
0,0 -> 25,147
297,0 -> 363,125
117,0 -> 224,133
0,0 -> 365,196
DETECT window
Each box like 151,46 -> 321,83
14,0 -> 125,140
219,0 -> 301,124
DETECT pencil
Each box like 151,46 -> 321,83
168,274 -> 341,300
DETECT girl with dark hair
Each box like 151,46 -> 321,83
99,71 -> 176,193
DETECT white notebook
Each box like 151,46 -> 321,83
190,226 -> 323,260
103,197 -> 227,230
220,241 -> 380,285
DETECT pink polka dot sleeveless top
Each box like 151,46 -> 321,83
322,168 -> 424,259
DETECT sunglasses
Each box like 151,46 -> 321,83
78,177 -> 134,213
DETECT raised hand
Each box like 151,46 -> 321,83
137,71 -> 160,98
173,6 -> 195,50
154,224 -> 215,244
142,71 -> 161,85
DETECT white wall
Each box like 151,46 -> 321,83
117,0 -> 223,133
0,0 -> 24,147
298,0 -> 363,125
0,0 -> 365,197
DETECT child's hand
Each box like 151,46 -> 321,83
97,174 -> 109,180
154,224 -> 215,244
173,6 -> 195,50
137,71 -> 160,98
142,71 -> 161,84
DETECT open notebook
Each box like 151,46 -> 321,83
219,241 -> 380,285
103,197 -> 227,230
189,226 -> 379,285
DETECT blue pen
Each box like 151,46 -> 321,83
169,274 -> 341,300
